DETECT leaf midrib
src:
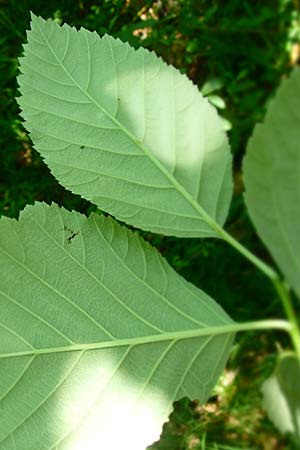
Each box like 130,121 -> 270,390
0,322 -> 237,361
34,18 -> 222,235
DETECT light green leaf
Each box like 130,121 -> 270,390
243,68 -> 300,298
262,352 -> 300,446
17,14 -> 232,238
220,117 -> 232,132
0,203 -> 234,450
207,95 -> 226,110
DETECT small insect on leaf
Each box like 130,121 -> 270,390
64,225 -> 79,243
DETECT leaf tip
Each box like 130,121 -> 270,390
29,11 -> 41,26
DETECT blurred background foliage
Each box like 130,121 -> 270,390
1,1 -> 299,448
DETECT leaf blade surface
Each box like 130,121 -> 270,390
262,352 -> 300,446
18,15 -> 232,237
243,68 -> 300,298
0,203 -> 234,450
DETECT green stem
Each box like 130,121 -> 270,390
273,280 -> 300,359
0,319 -> 291,361
216,225 -> 279,282
214,224 -> 300,358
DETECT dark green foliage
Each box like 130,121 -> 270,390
1,1 -> 299,448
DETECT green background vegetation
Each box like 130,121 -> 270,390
1,1 -> 299,448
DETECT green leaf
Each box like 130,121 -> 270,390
17,14 -> 232,238
0,203 -> 234,450
243,68 -> 300,298
207,95 -> 226,110
262,352 -> 300,446
201,78 -> 224,96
